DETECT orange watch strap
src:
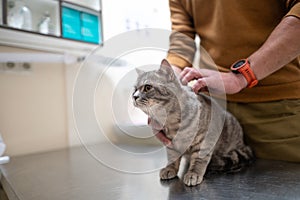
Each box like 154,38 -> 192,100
231,59 -> 258,88
239,63 -> 258,88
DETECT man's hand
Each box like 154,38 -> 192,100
180,67 -> 247,94
148,118 -> 172,147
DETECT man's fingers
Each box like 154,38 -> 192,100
154,131 -> 172,147
149,117 -> 172,147
192,76 -> 227,94
179,68 -> 192,85
179,67 -> 191,79
180,68 -> 203,85
192,78 -> 207,93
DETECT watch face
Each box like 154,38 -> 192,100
232,60 -> 246,69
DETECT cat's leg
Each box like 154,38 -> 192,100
160,148 -> 182,180
183,151 -> 212,186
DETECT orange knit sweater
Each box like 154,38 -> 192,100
167,0 -> 300,102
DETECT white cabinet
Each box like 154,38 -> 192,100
0,0 -> 102,54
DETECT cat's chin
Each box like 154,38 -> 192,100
133,101 -> 144,109
133,104 -> 149,115
133,101 -> 138,107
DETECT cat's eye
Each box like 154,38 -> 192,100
143,84 -> 153,92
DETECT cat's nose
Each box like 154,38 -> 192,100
133,95 -> 138,101
133,90 -> 140,101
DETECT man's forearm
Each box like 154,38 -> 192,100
248,16 -> 300,81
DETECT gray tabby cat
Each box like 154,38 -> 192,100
132,59 -> 254,186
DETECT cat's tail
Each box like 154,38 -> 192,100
207,145 -> 255,174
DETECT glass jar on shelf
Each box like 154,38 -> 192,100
7,0 -> 32,30
38,11 -> 51,34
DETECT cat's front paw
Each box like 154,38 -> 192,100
160,167 -> 177,180
183,172 -> 203,186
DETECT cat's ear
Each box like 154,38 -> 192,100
161,59 -> 172,68
135,68 -> 145,76
159,59 -> 175,80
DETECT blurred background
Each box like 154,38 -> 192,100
0,0 -> 171,156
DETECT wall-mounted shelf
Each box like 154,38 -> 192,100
0,0 -> 102,54
0,27 -> 99,55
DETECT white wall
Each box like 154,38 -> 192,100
0,46 -> 68,156
102,0 -> 171,40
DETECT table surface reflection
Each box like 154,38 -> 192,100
1,143 -> 300,200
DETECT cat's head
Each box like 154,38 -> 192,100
132,59 -> 181,114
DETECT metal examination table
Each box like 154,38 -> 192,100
1,143 -> 300,200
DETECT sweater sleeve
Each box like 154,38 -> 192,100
285,0 -> 300,18
167,0 -> 196,68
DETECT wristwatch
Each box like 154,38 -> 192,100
230,59 -> 258,88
